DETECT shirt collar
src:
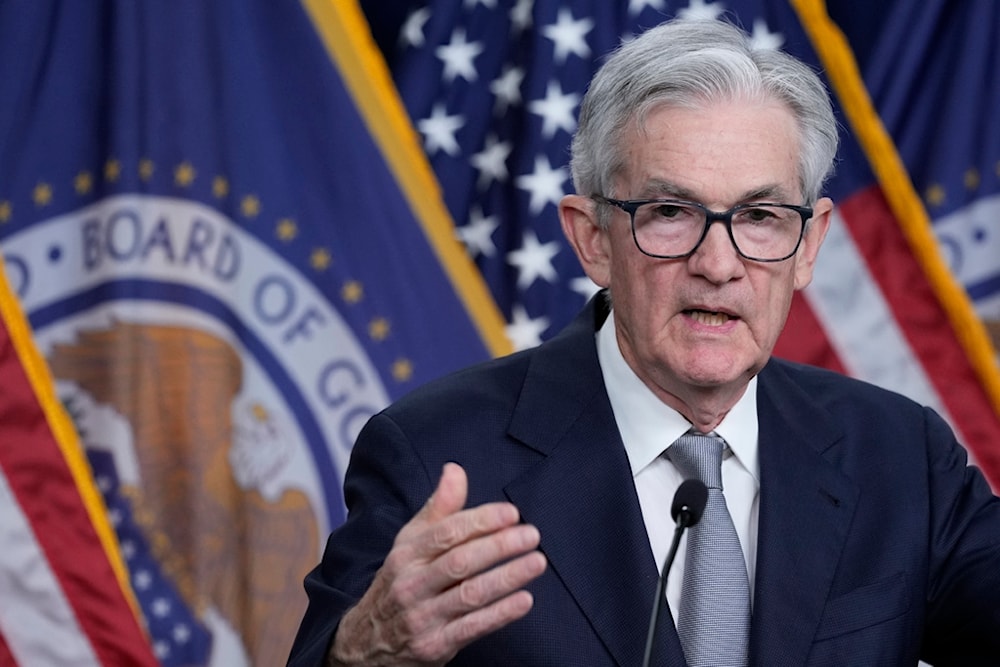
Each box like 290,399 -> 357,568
596,310 -> 760,481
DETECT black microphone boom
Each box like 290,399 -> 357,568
641,479 -> 708,667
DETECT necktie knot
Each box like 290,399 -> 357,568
667,431 -> 724,490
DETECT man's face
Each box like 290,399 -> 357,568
563,100 -> 831,412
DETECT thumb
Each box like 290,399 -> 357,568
420,462 -> 468,524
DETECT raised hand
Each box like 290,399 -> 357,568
329,462 -> 547,666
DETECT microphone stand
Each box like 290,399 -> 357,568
640,513 -> 691,667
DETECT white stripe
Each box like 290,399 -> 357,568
803,209 -> 953,421
0,467 -> 100,667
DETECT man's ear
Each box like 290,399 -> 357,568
793,196 -> 833,291
559,194 -> 611,288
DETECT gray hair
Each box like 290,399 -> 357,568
570,19 -> 839,225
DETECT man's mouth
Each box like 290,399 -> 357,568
685,309 -> 735,326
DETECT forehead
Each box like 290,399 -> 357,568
620,100 -> 802,203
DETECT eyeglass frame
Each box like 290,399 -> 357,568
591,194 -> 814,263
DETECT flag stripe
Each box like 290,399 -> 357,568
776,293 -> 849,376
301,0 -> 512,358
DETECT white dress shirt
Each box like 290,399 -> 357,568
595,312 -> 760,616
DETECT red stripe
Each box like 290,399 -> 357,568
0,630 -> 17,666
838,186 -> 1000,487
0,320 -> 157,665
774,292 -> 848,375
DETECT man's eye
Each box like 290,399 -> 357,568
649,204 -> 694,219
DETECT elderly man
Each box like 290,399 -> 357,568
289,18 -> 1000,666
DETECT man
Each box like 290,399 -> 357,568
289,18 -> 1000,666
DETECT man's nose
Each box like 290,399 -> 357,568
686,220 -> 744,282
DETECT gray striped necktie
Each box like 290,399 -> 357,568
667,431 -> 750,667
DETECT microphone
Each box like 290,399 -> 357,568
641,479 -> 708,667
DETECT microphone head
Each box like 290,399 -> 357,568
671,479 -> 708,527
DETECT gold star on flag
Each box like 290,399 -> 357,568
241,195 -> 261,218
0,201 -> 11,223
341,281 -> 363,303
174,162 -> 196,187
310,248 -> 332,270
391,358 -> 413,382
213,176 -> 229,199
924,183 -> 945,208
964,168 -> 980,191
139,159 -> 155,182
104,159 -> 121,182
33,183 -> 53,207
369,318 -> 390,341
74,171 -> 93,195
276,218 -> 298,241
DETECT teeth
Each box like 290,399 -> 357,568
690,310 -> 730,326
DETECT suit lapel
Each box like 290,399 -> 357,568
503,300 -> 685,666
750,361 -> 860,665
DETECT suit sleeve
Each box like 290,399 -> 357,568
286,412 -> 436,666
921,406 -> 1000,663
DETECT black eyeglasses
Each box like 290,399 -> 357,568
592,195 -> 813,262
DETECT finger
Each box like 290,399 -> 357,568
439,580 -> 542,654
421,522 -> 542,594
403,554 -> 545,665
396,589 -> 538,665
443,548 -> 547,616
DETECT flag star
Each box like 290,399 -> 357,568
570,275 -> 602,301
152,598 -> 172,618
134,570 -> 153,590
490,65 -> 524,114
516,155 -> 568,214
153,641 -> 171,659
435,28 -> 484,83
464,0 -> 497,7
173,624 -> 192,644
528,80 -> 580,138
400,7 -> 431,48
677,0 -> 727,20
629,0 -> 666,14
458,206 -> 500,257
418,104 -> 465,156
541,8 -> 594,63
507,229 -> 561,288
470,135 -> 512,187
120,540 -> 136,560
510,0 -> 534,33
749,18 -> 784,50
505,304 -> 550,351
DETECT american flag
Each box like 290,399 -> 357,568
363,0 -> 1000,487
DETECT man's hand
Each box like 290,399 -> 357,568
329,462 -> 547,666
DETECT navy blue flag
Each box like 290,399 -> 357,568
0,1 -> 504,664
363,0 -> 1000,486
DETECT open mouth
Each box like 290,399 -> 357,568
685,309 -> 735,326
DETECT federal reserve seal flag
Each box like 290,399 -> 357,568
0,1 -> 507,665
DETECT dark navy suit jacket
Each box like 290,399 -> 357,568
288,298 -> 1000,666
